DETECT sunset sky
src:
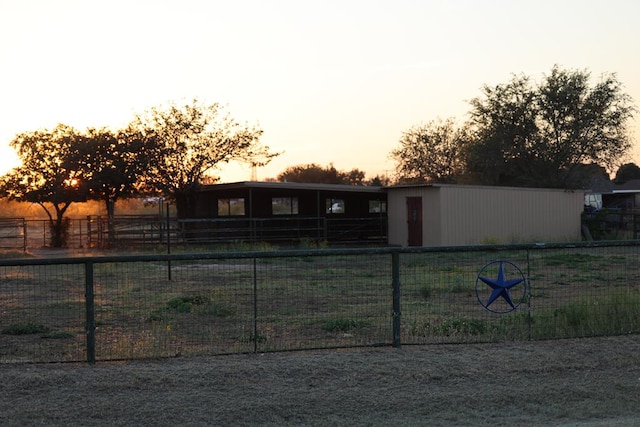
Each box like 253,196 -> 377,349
1,0 -> 639,182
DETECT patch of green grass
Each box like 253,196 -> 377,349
298,238 -> 328,249
147,295 -> 235,322
408,312 -> 535,341
203,241 -> 278,252
200,303 -> 235,317
419,286 -> 432,300
2,322 -> 49,335
166,295 -> 210,312
410,317 -> 490,337
608,255 -> 628,264
541,253 -> 601,267
239,333 -> 267,344
448,281 -> 469,294
321,318 -> 371,332
531,291 -> 549,298
41,331 -> 75,339
532,292 -> 640,338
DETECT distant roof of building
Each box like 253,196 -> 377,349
386,182 -> 582,193
584,177 -> 640,194
199,181 -> 385,193
611,179 -> 640,193
585,175 -> 615,194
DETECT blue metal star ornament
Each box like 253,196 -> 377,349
475,260 -> 527,313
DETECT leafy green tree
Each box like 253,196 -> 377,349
130,99 -> 278,218
0,124 -> 87,247
613,163 -> 640,184
367,174 -> 392,187
344,168 -> 367,186
390,118 -> 469,184
466,65 -> 636,188
71,126 -> 154,245
277,163 -> 367,185
465,75 -> 539,186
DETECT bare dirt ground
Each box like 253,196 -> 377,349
1,335 -> 639,427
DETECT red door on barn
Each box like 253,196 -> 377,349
406,197 -> 423,246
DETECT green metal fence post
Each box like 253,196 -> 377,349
253,257 -> 258,353
166,204 -> 172,281
85,261 -> 96,364
526,249 -> 533,340
392,251 -> 401,348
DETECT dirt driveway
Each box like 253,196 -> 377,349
1,335 -> 639,426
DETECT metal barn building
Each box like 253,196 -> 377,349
387,184 -> 585,247
189,181 -> 388,244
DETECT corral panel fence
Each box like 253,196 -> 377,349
16,216 -> 387,251
0,218 -> 27,251
1,241 -> 640,364
9,211 -> 640,251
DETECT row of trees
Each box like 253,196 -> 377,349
0,99 -> 278,246
391,65 -> 637,188
273,163 -> 390,186
1,66 -> 637,247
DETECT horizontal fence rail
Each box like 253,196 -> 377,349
0,218 -> 27,251
6,216 -> 387,251
1,241 -> 640,363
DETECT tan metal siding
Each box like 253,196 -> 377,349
438,186 -> 583,245
422,189 -> 441,246
387,185 -> 585,247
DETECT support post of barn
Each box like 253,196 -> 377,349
391,251 -> 401,348
85,261 -> 96,364
21,218 -> 27,252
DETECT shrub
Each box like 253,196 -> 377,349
552,293 -> 640,336
321,318 -> 371,332
147,295 -> 234,322
2,322 -> 49,335
410,318 -> 490,338
165,295 -> 211,313
419,286 -> 432,300
41,331 -> 75,339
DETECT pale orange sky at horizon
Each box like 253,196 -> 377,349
1,0 -> 639,183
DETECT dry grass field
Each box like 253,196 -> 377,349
1,334 -> 639,426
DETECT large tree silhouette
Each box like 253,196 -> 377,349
0,124 -> 87,247
131,99 -> 278,218
277,163 -> 366,185
392,66 -> 636,189
71,126 -> 154,245
465,66 -> 635,188
390,118 -> 470,184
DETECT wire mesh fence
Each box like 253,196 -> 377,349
0,263 -> 86,362
1,241 -> 640,363
10,216 -> 387,251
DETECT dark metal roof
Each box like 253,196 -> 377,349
385,183 -> 580,193
584,177 -> 640,194
612,179 -> 640,193
198,181 -> 385,193
585,175 -> 615,194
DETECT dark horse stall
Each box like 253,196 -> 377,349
184,181 -> 388,245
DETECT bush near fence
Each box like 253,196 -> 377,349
1,241 -> 640,364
